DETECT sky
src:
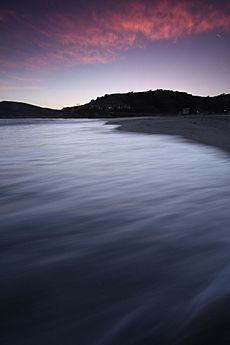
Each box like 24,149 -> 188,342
0,0 -> 229,109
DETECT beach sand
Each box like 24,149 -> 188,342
108,115 -> 230,154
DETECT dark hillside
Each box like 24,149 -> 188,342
0,101 -> 60,118
1,91 -> 229,118
62,90 -> 230,117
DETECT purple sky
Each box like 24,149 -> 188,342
0,0 -> 229,108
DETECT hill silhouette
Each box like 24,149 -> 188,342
0,101 -> 60,118
62,90 -> 230,117
0,90 -> 229,118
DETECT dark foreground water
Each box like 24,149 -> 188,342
1,119 -> 230,345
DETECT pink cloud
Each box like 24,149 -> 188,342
25,48 -> 117,69
0,70 -> 42,92
43,0 -> 230,64
0,83 -> 40,92
92,0 -> 230,43
1,0 -> 230,69
0,59 -> 18,68
1,71 -> 42,82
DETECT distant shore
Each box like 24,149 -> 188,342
107,115 -> 230,154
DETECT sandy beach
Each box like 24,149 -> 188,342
108,115 -> 230,154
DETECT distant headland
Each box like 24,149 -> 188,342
0,90 -> 229,118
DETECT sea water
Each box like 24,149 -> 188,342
1,119 -> 230,345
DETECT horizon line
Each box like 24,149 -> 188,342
1,89 -> 229,110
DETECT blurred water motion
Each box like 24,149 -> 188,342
1,119 -> 230,345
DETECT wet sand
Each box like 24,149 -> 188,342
108,115 -> 230,154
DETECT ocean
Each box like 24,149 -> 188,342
1,119 -> 230,344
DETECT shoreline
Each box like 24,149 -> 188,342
107,115 -> 230,155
